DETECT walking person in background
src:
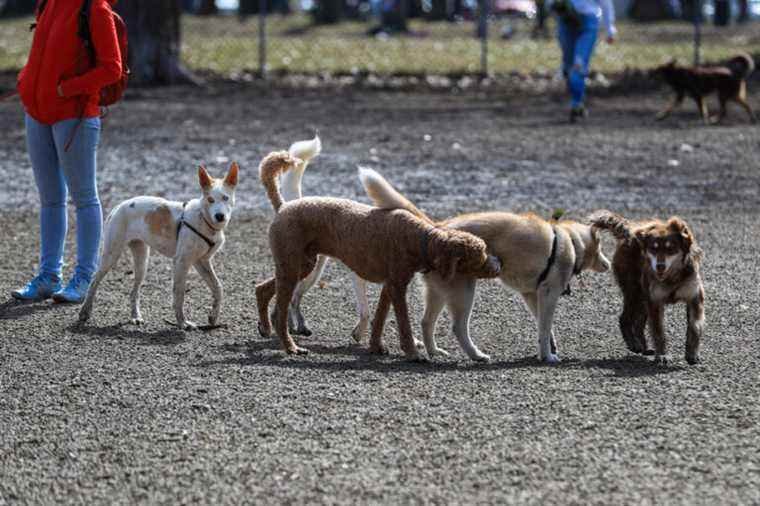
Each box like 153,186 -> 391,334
11,0 -> 122,303
553,0 -> 616,122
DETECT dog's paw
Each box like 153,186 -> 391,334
208,314 -> 219,326
257,321 -> 272,338
653,354 -> 669,366
544,353 -> 561,364
369,344 -> 389,355
286,345 -> 309,355
351,322 -> 367,344
686,354 -> 700,365
472,352 -> 492,363
293,325 -> 313,337
78,309 -> 91,322
429,347 -> 450,358
130,317 -> 144,325
406,353 -> 430,363
181,321 -> 198,331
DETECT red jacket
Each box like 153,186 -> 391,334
18,0 -> 122,125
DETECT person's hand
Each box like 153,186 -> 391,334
56,84 -> 64,97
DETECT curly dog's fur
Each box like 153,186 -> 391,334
590,210 -> 705,365
255,152 -> 502,359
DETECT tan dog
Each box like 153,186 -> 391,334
255,153 -> 502,359
359,168 -> 610,363
79,163 -> 238,329
590,210 -> 704,365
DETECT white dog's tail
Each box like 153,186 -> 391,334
259,151 -> 303,212
281,135 -> 322,202
357,167 -> 433,224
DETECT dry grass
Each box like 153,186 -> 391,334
1,13 -> 758,76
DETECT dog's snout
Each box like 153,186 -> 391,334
214,213 -> 226,223
656,263 -> 666,273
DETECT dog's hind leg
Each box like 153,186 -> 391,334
421,278 -> 448,358
172,254 -> 197,331
195,258 -> 222,326
128,240 -> 150,325
447,277 -> 490,363
274,269 -> 309,355
685,289 -> 704,365
79,225 -> 126,323
369,284 -> 392,355
620,294 -> 649,355
647,301 -> 667,365
350,275 -> 371,344
256,278 -> 277,338
288,254 -> 328,337
656,93 -> 683,120
696,96 -> 711,125
735,84 -> 756,123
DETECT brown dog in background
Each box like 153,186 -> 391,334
590,211 -> 704,365
650,53 -> 756,124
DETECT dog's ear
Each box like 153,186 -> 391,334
634,227 -> 651,246
436,252 -> 459,283
198,165 -> 213,192
224,162 -> 239,188
667,57 -> 677,67
667,217 -> 692,249
429,229 -> 460,282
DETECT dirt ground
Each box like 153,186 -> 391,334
1,83 -> 760,504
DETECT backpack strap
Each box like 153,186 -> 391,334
29,0 -> 48,31
78,0 -> 96,64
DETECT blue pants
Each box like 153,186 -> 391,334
25,114 -> 102,281
557,14 -> 599,108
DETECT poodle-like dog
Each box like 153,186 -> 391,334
360,167 -> 611,363
590,210 -> 705,365
255,152 -> 502,359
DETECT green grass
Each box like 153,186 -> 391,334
2,13 -> 758,76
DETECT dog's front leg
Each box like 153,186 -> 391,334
421,277 -> 449,358
173,256 -> 196,331
194,258 -> 222,326
387,281 -> 425,361
536,289 -> 560,364
256,278 -> 277,338
685,289 -> 704,365
656,93 -> 683,121
648,301 -> 667,365
289,255 -> 328,337
350,275 -> 371,344
369,284 -> 392,355
447,277 -> 490,362
696,96 -> 711,125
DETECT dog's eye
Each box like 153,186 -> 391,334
207,197 -> 215,204
222,196 -> 229,202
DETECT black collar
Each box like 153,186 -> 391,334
419,229 -> 433,274
177,203 -> 216,249
536,227 -> 558,288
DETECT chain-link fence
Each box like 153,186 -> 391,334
1,0 -> 758,81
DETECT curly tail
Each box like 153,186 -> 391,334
259,151 -> 303,212
588,209 -> 633,242
727,53 -> 755,79
357,167 -> 433,224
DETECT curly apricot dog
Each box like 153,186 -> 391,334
590,210 -> 705,365
255,151 -> 502,359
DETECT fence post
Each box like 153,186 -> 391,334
259,0 -> 267,77
479,0 -> 489,76
693,0 -> 701,65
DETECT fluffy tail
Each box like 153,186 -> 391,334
727,53 -> 755,79
588,209 -> 633,242
281,135 -> 322,202
357,167 -> 432,224
259,151 -> 303,212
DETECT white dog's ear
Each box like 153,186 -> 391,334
198,165 -> 213,191
224,162 -> 239,188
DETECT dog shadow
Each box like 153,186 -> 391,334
194,339 -> 556,374
0,299 -> 67,320
66,320 -> 186,346
571,355 -> 687,377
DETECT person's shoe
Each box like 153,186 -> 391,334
52,275 -> 91,304
569,106 -> 588,123
10,274 -> 62,301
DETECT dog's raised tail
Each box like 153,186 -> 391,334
588,209 -> 633,242
357,167 -> 432,223
259,151 -> 303,212
281,135 -> 322,202
727,52 -> 755,79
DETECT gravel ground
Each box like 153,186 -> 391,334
1,84 -> 760,504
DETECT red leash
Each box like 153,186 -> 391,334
0,89 -> 19,101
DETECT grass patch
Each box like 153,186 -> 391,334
2,14 -> 758,76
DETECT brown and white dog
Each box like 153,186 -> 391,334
255,152 -> 501,359
79,163 -> 239,329
359,167 -> 611,363
590,210 -> 705,365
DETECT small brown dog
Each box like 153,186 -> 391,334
650,53 -> 756,124
590,210 -> 704,365
255,151 -> 502,359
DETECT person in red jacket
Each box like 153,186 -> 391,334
12,0 -> 122,303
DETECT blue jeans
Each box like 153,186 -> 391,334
25,114 -> 102,281
557,14 -> 599,108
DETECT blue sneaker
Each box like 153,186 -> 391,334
11,274 -> 62,301
52,275 -> 91,304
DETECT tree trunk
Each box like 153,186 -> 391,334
116,0 -> 201,86
313,0 -> 343,24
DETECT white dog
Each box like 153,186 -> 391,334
278,136 -> 372,342
79,163 -> 238,330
